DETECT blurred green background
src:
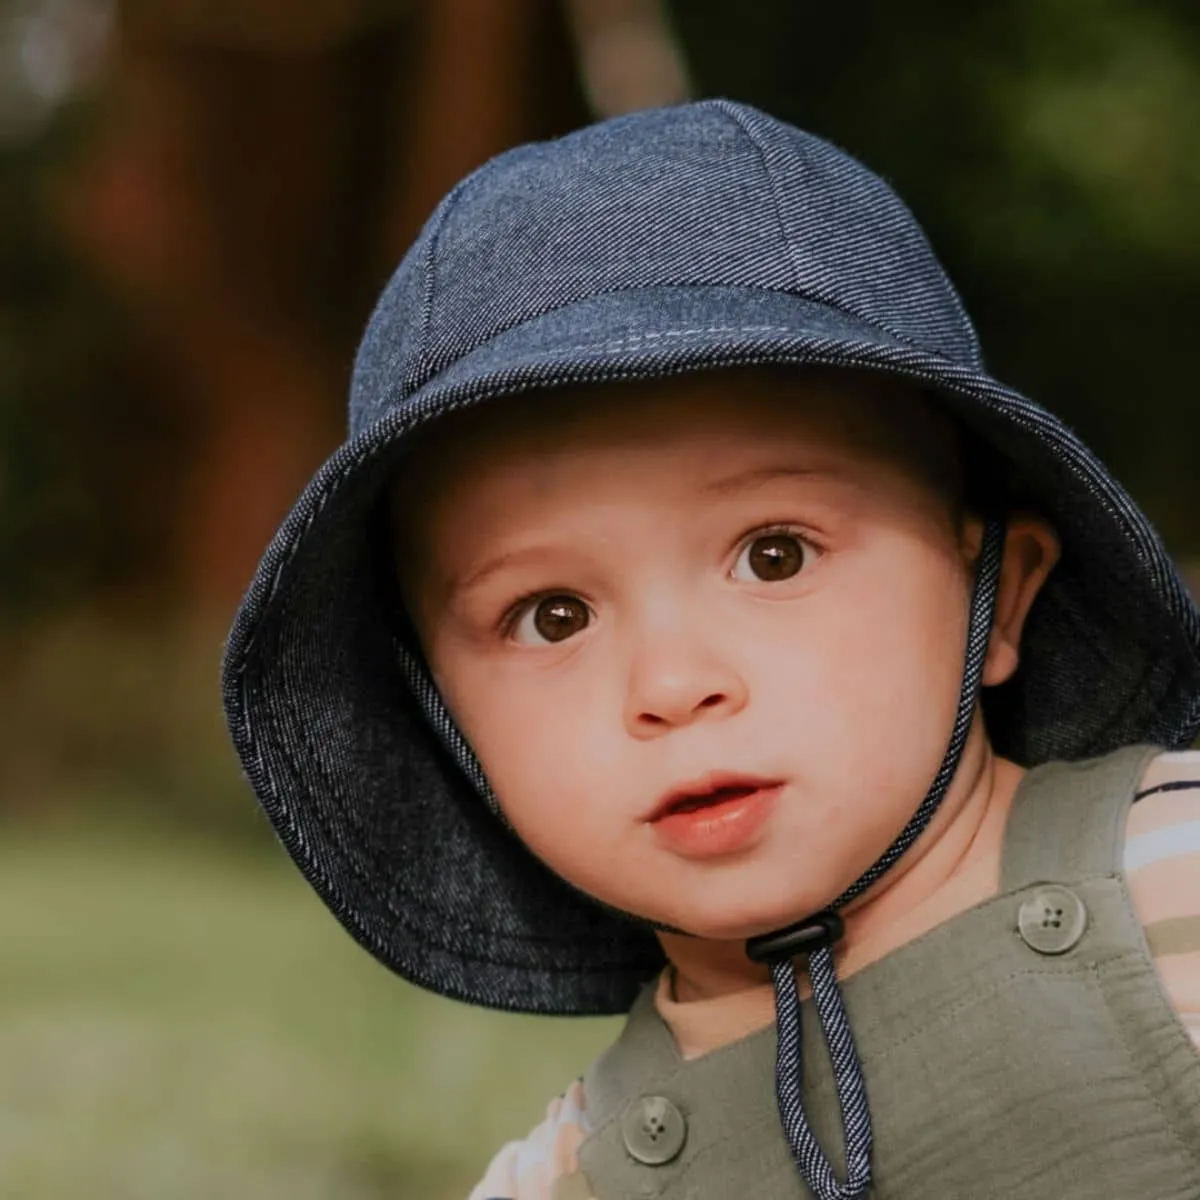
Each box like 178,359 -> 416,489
1,0 -> 1197,1195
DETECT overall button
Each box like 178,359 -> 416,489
620,1095 -> 687,1165
1017,884 -> 1088,954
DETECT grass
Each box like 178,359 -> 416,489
0,819 -> 621,1199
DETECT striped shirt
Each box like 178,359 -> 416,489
468,751 -> 1200,1200
1124,749 -> 1200,1049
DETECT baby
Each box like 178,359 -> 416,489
222,101 -> 1200,1199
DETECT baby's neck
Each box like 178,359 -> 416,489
657,746 -> 1024,1053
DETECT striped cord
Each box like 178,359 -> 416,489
765,518 -> 1004,1199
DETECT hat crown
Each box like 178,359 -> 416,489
350,100 -> 982,433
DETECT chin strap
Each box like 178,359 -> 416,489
746,517 -> 1005,1199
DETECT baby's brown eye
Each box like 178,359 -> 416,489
513,594 -> 590,644
733,533 -> 809,583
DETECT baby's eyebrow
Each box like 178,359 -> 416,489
449,544 -> 572,599
699,463 -> 834,496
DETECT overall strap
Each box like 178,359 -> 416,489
1000,743 -> 1162,892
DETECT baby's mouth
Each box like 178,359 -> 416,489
648,773 -> 785,859
664,785 -> 763,815
649,772 -> 785,822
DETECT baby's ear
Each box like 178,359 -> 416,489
982,514 -> 1061,687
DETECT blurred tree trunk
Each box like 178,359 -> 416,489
387,0 -> 545,257
53,0 -> 587,622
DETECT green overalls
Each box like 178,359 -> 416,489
557,744 -> 1200,1199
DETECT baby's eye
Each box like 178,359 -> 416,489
511,594 -> 591,644
732,531 -> 812,583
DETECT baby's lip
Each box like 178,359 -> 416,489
648,771 -> 786,822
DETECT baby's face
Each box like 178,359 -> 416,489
396,369 -> 983,939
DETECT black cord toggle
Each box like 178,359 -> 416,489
745,910 -> 845,963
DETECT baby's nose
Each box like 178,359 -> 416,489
623,636 -> 748,735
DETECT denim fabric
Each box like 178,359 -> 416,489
221,100 -> 1200,1015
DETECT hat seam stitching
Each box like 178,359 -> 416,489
404,177 -> 472,399
368,283 -> 956,433
713,100 -> 949,362
711,100 -> 807,301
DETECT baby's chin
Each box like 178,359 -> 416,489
635,887 -> 832,943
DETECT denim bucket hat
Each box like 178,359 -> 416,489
221,99 -> 1200,1022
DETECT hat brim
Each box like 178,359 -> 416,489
222,284 -> 1200,1014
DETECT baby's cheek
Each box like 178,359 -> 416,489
485,732 -> 605,862
791,608 -> 958,791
